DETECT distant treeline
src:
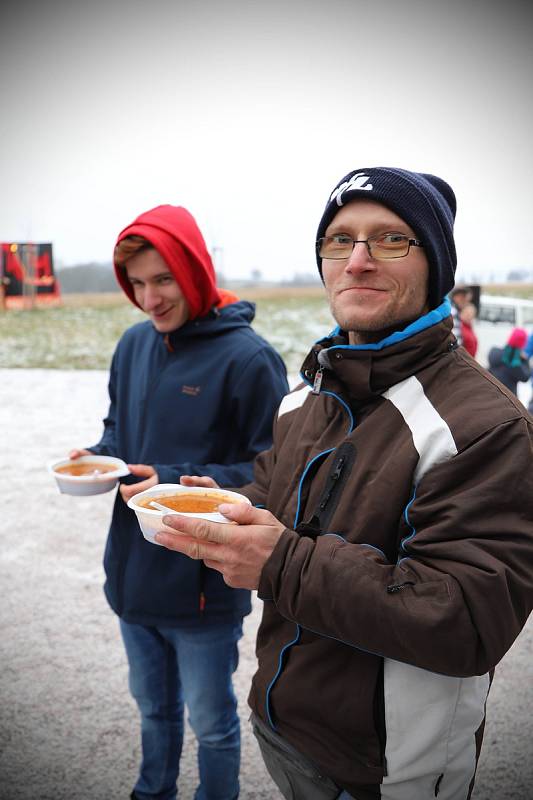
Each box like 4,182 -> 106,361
56,263 -> 117,293
56,263 -> 321,293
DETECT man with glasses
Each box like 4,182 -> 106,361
155,168 -> 533,800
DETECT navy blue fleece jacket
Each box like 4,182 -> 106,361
88,300 -> 288,625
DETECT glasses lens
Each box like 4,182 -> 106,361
370,233 -> 409,259
318,236 -> 353,259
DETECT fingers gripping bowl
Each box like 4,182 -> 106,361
128,483 -> 251,545
49,455 -> 130,496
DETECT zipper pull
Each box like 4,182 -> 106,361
319,456 -> 346,510
331,456 -> 345,482
312,367 -> 323,395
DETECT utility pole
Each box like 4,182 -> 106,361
21,243 -> 37,309
212,246 -> 225,285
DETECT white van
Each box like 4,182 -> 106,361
475,294 -> 533,368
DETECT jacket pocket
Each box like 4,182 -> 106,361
300,442 -> 356,535
250,713 -> 342,800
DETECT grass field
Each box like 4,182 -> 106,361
0,287 -> 334,373
2,283 -> 532,372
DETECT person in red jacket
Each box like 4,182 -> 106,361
459,299 -> 478,357
450,284 -> 478,357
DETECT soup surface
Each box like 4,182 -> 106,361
138,493 -> 239,513
55,463 -> 117,476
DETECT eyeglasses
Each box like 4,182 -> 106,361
316,232 -> 424,260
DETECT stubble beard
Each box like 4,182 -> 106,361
329,291 -> 428,344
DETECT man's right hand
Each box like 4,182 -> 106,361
69,449 -> 92,459
180,475 -> 220,489
119,469 -> 220,503
120,464 -> 159,502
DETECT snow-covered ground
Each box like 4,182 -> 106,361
0,368 -> 532,799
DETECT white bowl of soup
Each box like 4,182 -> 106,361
49,455 -> 130,496
128,483 -> 251,545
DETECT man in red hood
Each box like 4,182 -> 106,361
69,204 -> 288,800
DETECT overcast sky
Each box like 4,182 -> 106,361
1,0 -> 532,282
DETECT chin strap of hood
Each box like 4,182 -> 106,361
114,205 -> 221,320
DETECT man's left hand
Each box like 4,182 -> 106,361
155,503 -> 286,589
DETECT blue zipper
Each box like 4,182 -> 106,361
265,382 -> 355,728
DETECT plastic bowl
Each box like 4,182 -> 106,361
128,483 -> 251,545
49,455 -> 130,496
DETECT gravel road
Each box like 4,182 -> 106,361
1,369 -> 531,800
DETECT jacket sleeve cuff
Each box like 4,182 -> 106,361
257,528 -> 300,601
153,464 -> 179,484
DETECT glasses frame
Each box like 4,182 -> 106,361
316,233 -> 424,261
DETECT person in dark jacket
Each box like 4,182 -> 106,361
488,327 -> 531,395
156,169 -> 533,800
525,330 -> 533,412
69,204 -> 288,800
449,284 -> 467,348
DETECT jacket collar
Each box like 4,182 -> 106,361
301,300 -> 455,402
163,300 -> 256,350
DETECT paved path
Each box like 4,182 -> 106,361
0,370 -> 531,799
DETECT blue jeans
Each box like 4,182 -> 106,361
120,618 -> 243,800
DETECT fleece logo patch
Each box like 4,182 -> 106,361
330,173 -> 373,206
181,385 -> 201,396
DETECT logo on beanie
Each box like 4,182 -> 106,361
330,173 -> 373,206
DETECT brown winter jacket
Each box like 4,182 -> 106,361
242,304 -> 533,799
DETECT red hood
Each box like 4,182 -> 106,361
114,205 -> 221,319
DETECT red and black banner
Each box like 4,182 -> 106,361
1,243 -> 60,305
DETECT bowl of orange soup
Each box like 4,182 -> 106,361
49,455 -> 130,496
128,483 -> 251,545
